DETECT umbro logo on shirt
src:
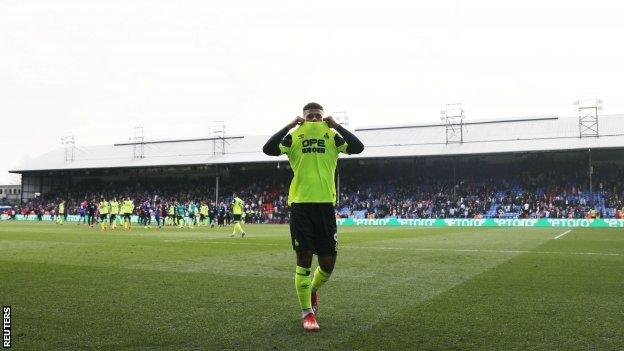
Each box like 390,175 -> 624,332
298,134 -> 304,139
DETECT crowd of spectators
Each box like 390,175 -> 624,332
10,178 -> 290,224
336,162 -> 624,219
5,162 -> 624,221
338,180 -> 624,219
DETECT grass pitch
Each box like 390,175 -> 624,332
1,222 -> 623,350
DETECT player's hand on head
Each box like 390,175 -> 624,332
288,116 -> 305,129
323,116 -> 339,129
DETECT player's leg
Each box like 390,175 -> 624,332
290,204 -> 319,331
311,255 -> 335,314
296,251 -> 319,332
231,216 -> 239,236
234,214 -> 245,237
295,250 -> 314,314
310,204 -> 339,315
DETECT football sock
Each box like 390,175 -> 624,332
232,222 -> 242,235
295,266 -> 313,317
311,267 -> 331,292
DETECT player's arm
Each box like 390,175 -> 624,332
262,117 -> 304,156
324,116 -> 364,154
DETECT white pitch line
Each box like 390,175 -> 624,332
343,245 -> 620,256
554,229 -> 572,240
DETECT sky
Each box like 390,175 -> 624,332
1,0 -> 624,184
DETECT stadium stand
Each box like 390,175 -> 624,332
8,114 -> 624,221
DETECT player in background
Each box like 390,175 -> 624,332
109,197 -> 119,230
99,197 -> 110,231
176,201 -> 186,228
218,204 -> 226,227
262,102 -> 364,332
139,200 -> 145,227
87,199 -> 97,228
56,200 -> 65,225
199,202 -> 208,226
123,197 -> 133,230
142,199 -> 151,228
78,200 -> 87,225
168,202 -> 176,226
119,198 -> 126,228
154,200 -> 163,228
188,201 -> 197,228
209,202 -> 217,228
161,203 -> 168,226
230,193 -> 246,237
